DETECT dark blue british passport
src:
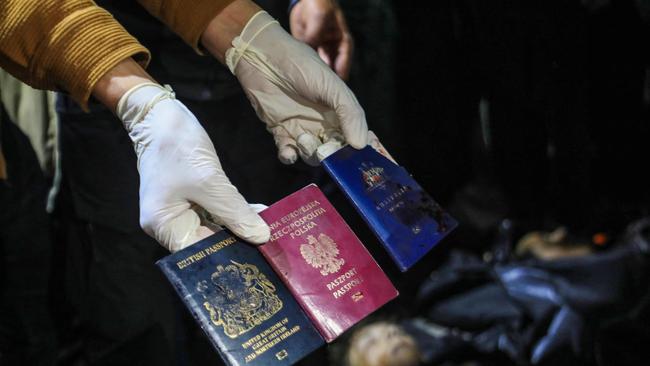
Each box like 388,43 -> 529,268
156,231 -> 324,366
322,146 -> 458,272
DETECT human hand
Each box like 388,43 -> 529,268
289,0 -> 353,80
347,322 -> 421,366
204,9 -> 367,165
114,82 -> 270,252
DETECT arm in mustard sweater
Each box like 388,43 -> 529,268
0,0 -> 240,108
136,0 -> 237,54
0,0 -> 248,180
0,0 -> 151,107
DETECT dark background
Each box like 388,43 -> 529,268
389,0 -> 650,239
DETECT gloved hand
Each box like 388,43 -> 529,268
116,83 -> 270,252
225,10 -> 368,166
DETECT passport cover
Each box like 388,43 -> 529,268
322,146 -> 458,272
157,231 -> 324,366
258,184 -> 399,342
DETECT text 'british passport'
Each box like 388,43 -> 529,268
259,184 -> 398,342
156,231 -> 324,366
322,146 -> 458,272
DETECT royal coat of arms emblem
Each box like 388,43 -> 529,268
197,261 -> 283,339
300,233 -> 345,276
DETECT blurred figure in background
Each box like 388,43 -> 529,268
291,0 -> 398,146
0,76 -> 58,365
346,322 -> 420,366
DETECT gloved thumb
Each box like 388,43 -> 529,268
296,133 -> 322,166
269,125 -> 299,165
192,179 -> 270,245
326,80 -> 368,149
143,208 -> 205,253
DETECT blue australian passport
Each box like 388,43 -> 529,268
157,231 -> 324,366
322,146 -> 458,272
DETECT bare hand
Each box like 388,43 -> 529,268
289,0 -> 353,80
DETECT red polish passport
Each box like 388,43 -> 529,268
259,184 -> 398,342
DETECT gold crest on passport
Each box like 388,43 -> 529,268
197,261 -> 283,338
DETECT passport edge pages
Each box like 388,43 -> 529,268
322,146 -> 459,272
156,231 -> 325,366
258,183 -> 399,342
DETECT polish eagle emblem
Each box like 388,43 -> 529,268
300,233 -> 345,276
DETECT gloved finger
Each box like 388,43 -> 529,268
292,24 -> 366,147
192,174 -> 270,245
193,205 -> 224,233
271,119 -> 324,165
324,79 -> 368,150
194,203 -> 267,232
269,125 -> 299,164
141,205 -> 203,253
316,130 -> 345,161
296,132 -> 322,166
192,224 -> 220,245
316,139 -> 344,161
248,203 -> 269,213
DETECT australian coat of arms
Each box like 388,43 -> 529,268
300,233 -> 345,276
360,162 -> 386,191
197,261 -> 283,339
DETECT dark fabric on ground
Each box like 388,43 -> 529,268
406,218 -> 650,365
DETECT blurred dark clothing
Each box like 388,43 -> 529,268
0,107 -> 57,365
404,218 -> 650,366
341,0 -> 398,145
61,217 -> 178,366
395,0 -> 650,237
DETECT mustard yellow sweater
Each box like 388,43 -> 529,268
0,0 -> 235,179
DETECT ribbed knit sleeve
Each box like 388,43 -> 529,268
138,0 -> 236,53
0,0 -> 150,108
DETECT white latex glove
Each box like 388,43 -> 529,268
314,130 -> 399,164
116,83 -> 270,252
225,10 -> 368,166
